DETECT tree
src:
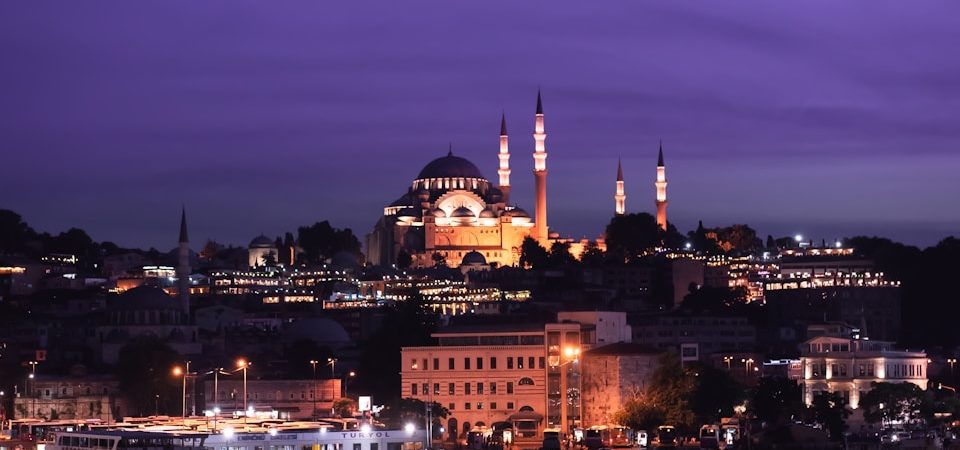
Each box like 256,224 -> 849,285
262,250 -> 278,267
803,392 -> 849,441
378,398 -> 449,429
766,235 -> 776,249
605,213 -> 661,261
613,396 -> 665,431
431,252 -> 447,267
199,240 -> 223,261
333,398 -> 358,418
114,337 -> 183,416
297,221 -> 362,265
519,237 -> 549,269
548,241 -> 576,268
690,364 -> 745,424
859,382 -> 932,426
681,286 -> 746,313
579,241 -> 605,267
397,250 -> 413,269
749,377 -> 803,425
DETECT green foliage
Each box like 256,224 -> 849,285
356,295 -> 437,401
431,252 -> 447,267
858,382 -> 932,425
377,398 -> 448,429
612,354 -> 698,432
681,286 -> 746,313
396,249 -> 413,269
612,397 -> 665,431
579,241 -> 605,267
802,392 -> 850,441
691,364 -> 746,422
114,336 -> 183,416
605,213 -> 662,261
333,398 -> 357,418
749,377 -> 803,425
297,221 -> 362,265
519,237 -> 550,269
548,241 -> 576,267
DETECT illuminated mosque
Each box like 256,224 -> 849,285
365,91 -> 669,268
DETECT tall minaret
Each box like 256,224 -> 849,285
176,207 -> 191,316
615,158 -> 626,215
533,90 -> 548,241
655,141 -> 668,230
498,112 -> 511,204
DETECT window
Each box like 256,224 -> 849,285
529,357 -> 535,369
518,377 -> 535,386
507,382 -> 514,394
491,402 -> 498,410
465,403 -> 471,410
354,444 -> 361,450
465,383 -> 471,395
539,357 -> 545,369
411,359 -> 418,370
464,358 -> 471,370
422,359 -> 428,371
507,357 -> 513,369
477,357 -> 483,370
433,358 -> 439,370
477,402 -> 484,410
507,402 -> 515,410
517,356 -> 524,369
411,383 -> 417,396
371,444 -> 378,450
449,358 -> 455,370
490,357 -> 497,369
422,383 -> 428,395
490,382 -> 497,394
477,383 -> 484,394
449,403 -> 455,411
449,383 -> 455,395
434,383 -> 440,395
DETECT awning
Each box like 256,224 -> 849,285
507,411 -> 544,421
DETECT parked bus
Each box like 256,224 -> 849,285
583,426 -> 633,449
654,426 -> 677,449
698,425 -> 719,449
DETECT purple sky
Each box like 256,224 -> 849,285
2,1 -> 959,250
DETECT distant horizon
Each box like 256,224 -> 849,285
2,1 -> 958,250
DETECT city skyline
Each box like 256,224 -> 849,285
2,1 -> 959,249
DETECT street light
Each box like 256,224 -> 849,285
741,358 -> 755,376
327,358 -> 337,378
236,359 -> 250,417
173,362 -> 191,419
723,356 -> 732,370
309,360 -> 319,417
948,358 -> 956,375
344,371 -> 356,399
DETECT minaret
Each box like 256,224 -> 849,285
655,141 -> 668,230
176,207 -> 191,316
615,158 -> 626,215
498,112 -> 511,204
533,90 -> 548,241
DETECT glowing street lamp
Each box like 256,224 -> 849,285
309,360 -> 319,417
948,358 -> 957,375
327,358 -> 337,378
723,356 -> 732,370
236,359 -> 250,416
173,361 -> 191,419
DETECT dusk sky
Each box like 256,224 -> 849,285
2,1 -> 959,250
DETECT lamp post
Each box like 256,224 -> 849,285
723,356 -> 732,370
236,359 -> 250,418
948,358 -> 956,376
327,358 -> 337,379
173,361 -> 191,420
741,358 -> 754,377
344,371 -> 356,399
559,346 -> 581,434
309,360 -> 319,417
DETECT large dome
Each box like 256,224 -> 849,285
416,153 -> 485,180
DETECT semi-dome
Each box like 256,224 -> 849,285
479,208 -> 496,218
396,207 -> 419,221
249,235 -> 275,248
461,251 -> 487,266
416,153 -> 486,180
429,208 -> 446,218
451,206 -> 475,218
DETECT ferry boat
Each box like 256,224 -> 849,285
46,428 -> 425,450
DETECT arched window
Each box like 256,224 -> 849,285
519,405 -> 534,412
518,377 -> 534,386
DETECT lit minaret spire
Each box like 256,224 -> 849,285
533,90 -> 548,241
176,206 -> 191,316
655,141 -> 668,230
498,112 -> 511,204
615,157 -> 626,215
